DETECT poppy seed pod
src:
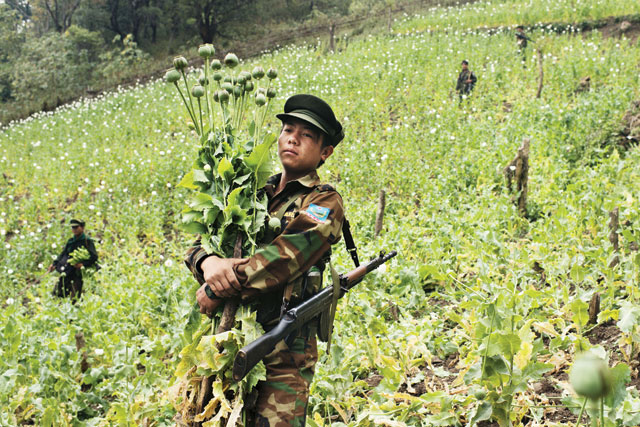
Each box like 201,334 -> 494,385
198,44 -> 215,58
210,59 -> 222,70
173,56 -> 188,71
221,82 -> 234,93
212,72 -> 223,82
268,217 -> 281,232
213,91 -> 220,102
219,90 -> 230,103
237,74 -> 247,85
266,87 -> 277,98
224,53 -> 239,68
570,353 -> 612,400
233,86 -> 243,98
244,81 -> 254,92
164,69 -> 181,84
198,73 -> 208,86
252,66 -> 265,79
267,68 -> 278,79
240,71 -> 252,81
191,85 -> 205,98
255,93 -> 267,106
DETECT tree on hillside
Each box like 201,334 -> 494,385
4,0 -> 32,20
0,5 -> 25,101
32,0 -> 84,33
178,0 -> 255,43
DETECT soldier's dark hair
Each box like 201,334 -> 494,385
461,60 -> 469,65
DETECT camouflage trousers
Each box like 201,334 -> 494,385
251,335 -> 318,427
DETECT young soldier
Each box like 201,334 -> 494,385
185,94 -> 345,426
455,60 -> 477,102
48,219 -> 98,299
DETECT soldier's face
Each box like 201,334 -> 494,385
278,119 -> 333,175
71,225 -> 83,237
461,63 -> 468,70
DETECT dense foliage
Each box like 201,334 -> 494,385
1,0 -> 640,425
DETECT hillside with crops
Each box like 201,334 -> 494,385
1,0 -> 640,425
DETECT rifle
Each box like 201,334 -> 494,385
232,250 -> 397,382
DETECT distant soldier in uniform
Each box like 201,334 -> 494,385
515,26 -> 533,64
48,219 -> 98,299
455,60 -> 477,102
185,94 -> 345,426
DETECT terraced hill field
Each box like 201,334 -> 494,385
1,0 -> 639,425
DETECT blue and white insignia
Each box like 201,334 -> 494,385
304,203 -> 331,223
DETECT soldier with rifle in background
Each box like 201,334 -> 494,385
455,60 -> 477,103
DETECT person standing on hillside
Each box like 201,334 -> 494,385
455,60 -> 477,102
185,94 -> 346,426
48,219 -> 98,299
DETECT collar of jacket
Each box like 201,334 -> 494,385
69,233 -> 87,243
265,171 -> 322,192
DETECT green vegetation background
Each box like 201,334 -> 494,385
1,0 -> 640,425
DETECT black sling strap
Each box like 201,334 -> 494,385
342,219 -> 359,267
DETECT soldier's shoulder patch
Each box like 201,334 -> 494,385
303,203 -> 331,223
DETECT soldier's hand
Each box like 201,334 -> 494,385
196,285 -> 223,318
74,263 -> 83,269
47,265 -> 54,273
201,256 -> 248,298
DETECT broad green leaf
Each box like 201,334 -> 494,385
469,401 -> 492,425
191,192 -> 215,210
177,170 -> 198,189
244,133 -> 276,188
217,156 -> 235,182
617,301 -> 640,334
496,332 -> 521,358
569,299 -> 589,329
605,363 -> 630,409
180,221 -> 207,234
193,169 -> 209,183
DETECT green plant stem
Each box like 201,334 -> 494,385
173,83 -> 199,135
576,397 -> 588,426
204,61 -> 214,132
181,71 -> 200,135
600,397 -> 604,427
197,98 -> 203,133
481,305 -> 497,378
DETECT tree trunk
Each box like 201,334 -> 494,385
536,49 -> 544,99
375,189 -> 386,237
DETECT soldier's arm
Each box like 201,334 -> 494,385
234,189 -> 344,300
83,239 -> 98,268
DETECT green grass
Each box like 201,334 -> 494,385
1,1 -> 640,425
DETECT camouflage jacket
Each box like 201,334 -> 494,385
456,69 -> 477,94
185,171 -> 344,318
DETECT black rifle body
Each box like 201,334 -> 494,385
232,250 -> 397,382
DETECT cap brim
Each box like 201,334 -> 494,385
276,112 -> 330,135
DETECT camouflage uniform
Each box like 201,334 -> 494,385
185,170 -> 344,426
455,69 -> 477,97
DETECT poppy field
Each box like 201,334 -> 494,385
1,0 -> 640,425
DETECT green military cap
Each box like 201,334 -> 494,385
70,219 -> 85,227
276,94 -> 344,146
